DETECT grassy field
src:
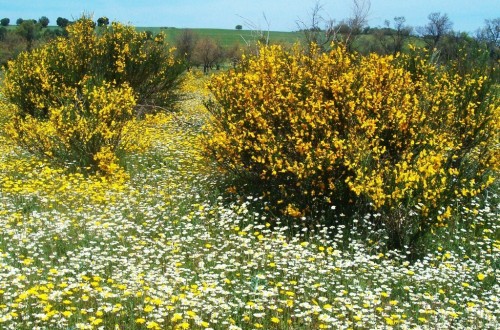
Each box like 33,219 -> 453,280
136,27 -> 303,48
3,24 -> 302,48
3,23 -> 422,53
0,70 -> 498,329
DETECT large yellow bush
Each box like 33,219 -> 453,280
1,17 -> 183,174
7,81 -> 135,174
205,44 -> 499,244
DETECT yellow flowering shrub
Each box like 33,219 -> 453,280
204,44 -> 499,245
1,17 -> 184,173
5,81 -> 135,174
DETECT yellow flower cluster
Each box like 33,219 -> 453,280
4,81 -> 135,174
1,17 -> 182,174
0,65 -> 498,330
205,44 -> 499,225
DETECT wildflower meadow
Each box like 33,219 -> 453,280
0,18 -> 499,330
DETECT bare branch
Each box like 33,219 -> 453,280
344,0 -> 371,49
296,0 -> 339,52
237,13 -> 271,55
418,12 -> 453,48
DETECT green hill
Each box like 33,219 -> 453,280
136,27 -> 302,48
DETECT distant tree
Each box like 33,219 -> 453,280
375,16 -> 412,55
16,18 -> 24,25
175,29 -> 199,70
347,0 -> 371,35
343,0 -> 371,51
477,18 -> 500,48
56,17 -> 70,28
193,37 -> 224,73
476,18 -> 500,60
235,24 -> 243,30
390,16 -> 412,53
481,18 -> 500,47
418,12 -> 453,48
335,22 -> 351,35
1,18 -> 10,27
38,16 -> 50,28
226,43 -> 242,68
296,1 -> 340,52
97,16 -> 109,27
297,0 -> 371,53
16,20 -> 40,51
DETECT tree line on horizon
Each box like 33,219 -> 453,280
174,6 -> 499,74
0,15 -> 114,65
0,15 -> 110,28
0,3 -> 499,71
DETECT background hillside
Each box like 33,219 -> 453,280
136,27 -> 302,48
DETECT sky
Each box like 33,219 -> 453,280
1,0 -> 498,33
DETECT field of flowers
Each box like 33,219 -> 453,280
0,71 -> 498,329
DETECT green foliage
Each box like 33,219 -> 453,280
204,43 -> 499,252
0,31 -> 25,66
56,17 -> 70,28
0,18 -> 9,27
97,16 -> 109,27
16,20 -> 40,50
39,27 -> 67,41
38,16 -> 49,28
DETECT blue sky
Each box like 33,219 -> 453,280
0,0 -> 498,33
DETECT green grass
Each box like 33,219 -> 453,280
3,24 -> 302,48
2,23 -> 426,53
136,27 -> 303,48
